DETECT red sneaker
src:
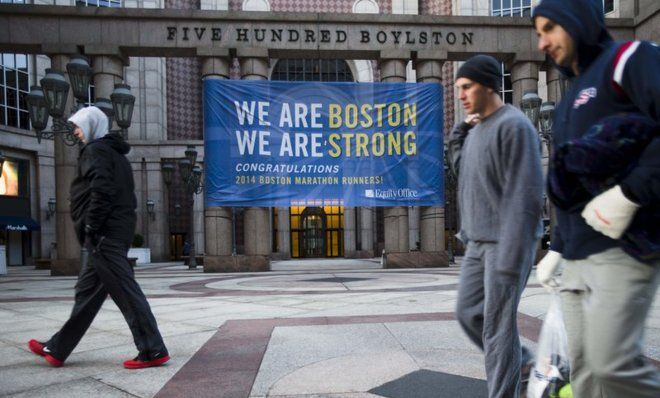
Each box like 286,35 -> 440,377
123,354 -> 170,369
28,339 -> 64,367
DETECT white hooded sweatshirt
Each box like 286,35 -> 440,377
68,106 -> 109,143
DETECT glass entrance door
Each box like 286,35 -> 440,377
301,211 -> 325,258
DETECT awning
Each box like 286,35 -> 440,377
0,216 -> 41,231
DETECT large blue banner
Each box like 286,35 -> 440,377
204,80 -> 443,207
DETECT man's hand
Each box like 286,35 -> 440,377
464,114 -> 480,126
581,185 -> 640,239
536,250 -> 562,292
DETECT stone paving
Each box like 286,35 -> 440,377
0,259 -> 658,397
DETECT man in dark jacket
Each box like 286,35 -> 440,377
533,0 -> 659,396
28,106 -> 169,369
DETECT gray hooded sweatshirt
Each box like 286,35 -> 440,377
68,106 -> 109,143
448,104 -> 544,282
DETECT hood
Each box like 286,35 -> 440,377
68,106 -> 109,143
95,133 -> 131,155
532,0 -> 613,77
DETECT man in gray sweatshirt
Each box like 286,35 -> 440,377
448,55 -> 544,398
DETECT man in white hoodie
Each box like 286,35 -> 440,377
28,106 -> 170,369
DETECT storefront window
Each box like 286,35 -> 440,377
0,157 -> 28,197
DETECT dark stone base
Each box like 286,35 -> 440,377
344,250 -> 376,259
35,259 -> 51,270
385,251 -> 449,268
203,255 -> 270,272
51,258 -> 81,276
270,252 -> 291,261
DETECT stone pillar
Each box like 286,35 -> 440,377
511,61 -> 540,108
379,51 -> 410,263
199,52 -> 255,272
359,207 -> 374,255
546,66 -> 562,104
50,54 -> 82,276
274,207 -> 291,260
344,207 -> 356,257
237,48 -> 270,270
145,159 -> 168,261
415,51 -> 449,267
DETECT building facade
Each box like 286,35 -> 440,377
0,0 -> 657,274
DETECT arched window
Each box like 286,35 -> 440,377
242,0 -> 270,11
271,59 -> 354,82
352,0 -> 379,14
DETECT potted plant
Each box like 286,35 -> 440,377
127,233 -> 151,265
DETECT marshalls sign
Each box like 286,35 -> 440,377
204,80 -> 443,207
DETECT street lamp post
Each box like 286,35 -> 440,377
26,55 -> 135,144
521,91 -> 556,249
443,143 -> 457,265
161,146 -> 203,270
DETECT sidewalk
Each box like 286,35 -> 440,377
0,261 -> 658,397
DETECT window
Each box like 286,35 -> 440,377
491,0 -> 532,17
271,59 -> 354,82
491,1 -> 529,103
76,0 -> 122,7
603,0 -> 614,14
1,54 -> 30,129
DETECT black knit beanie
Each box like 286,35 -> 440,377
456,55 -> 502,92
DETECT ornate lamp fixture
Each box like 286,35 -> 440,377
26,55 -> 135,145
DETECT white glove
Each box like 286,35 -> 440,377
581,185 -> 640,239
536,250 -> 562,292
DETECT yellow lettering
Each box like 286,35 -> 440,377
345,104 -> 358,128
387,132 -> 401,155
374,104 -> 386,127
372,132 -> 385,156
403,103 -> 416,126
360,104 -> 373,128
404,131 -> 416,155
387,103 -> 401,126
329,104 -> 341,128
328,133 -> 341,157
343,133 -> 354,157
355,133 -> 369,157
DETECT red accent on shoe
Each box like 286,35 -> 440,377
123,355 -> 170,369
28,339 -> 46,356
28,339 -> 63,367
44,354 -> 63,367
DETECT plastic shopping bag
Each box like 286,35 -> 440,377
527,294 -> 572,398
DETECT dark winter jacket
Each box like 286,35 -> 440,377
70,133 -> 137,246
533,0 -> 660,262
549,113 -> 659,262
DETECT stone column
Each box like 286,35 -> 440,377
144,159 -> 168,261
50,54 -> 82,276
415,51 -> 448,267
379,50 -> 410,260
275,207 -> 291,260
344,207 -> 356,257
546,66 -> 562,104
238,48 -> 270,270
511,61 -> 540,108
198,51 -> 244,272
359,207 -> 374,256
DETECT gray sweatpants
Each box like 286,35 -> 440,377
560,247 -> 660,398
456,241 -> 534,398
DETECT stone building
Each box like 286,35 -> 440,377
0,0 -> 657,274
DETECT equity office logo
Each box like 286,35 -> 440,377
365,188 -> 418,199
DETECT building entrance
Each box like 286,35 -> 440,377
290,205 -> 343,258
301,208 -> 325,257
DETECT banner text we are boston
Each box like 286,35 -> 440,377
204,80 -> 443,207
